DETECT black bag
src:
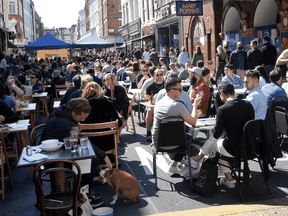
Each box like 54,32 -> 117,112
192,158 -> 218,197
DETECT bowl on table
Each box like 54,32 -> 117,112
20,101 -> 29,107
40,139 -> 63,151
92,207 -> 113,216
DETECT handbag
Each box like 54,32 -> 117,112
192,157 -> 218,197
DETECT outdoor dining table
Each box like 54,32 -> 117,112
53,101 -> 61,109
16,103 -> 37,129
59,90 -> 67,99
118,81 -> 131,86
32,92 -> 49,119
17,141 -> 96,193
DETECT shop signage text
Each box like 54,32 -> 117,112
176,1 -> 203,16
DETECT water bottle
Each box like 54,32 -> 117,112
26,145 -> 32,156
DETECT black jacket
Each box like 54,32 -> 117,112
261,42 -> 277,65
40,106 -> 77,142
0,99 -> 18,123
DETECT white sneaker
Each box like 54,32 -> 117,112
180,165 -> 200,178
181,157 -> 199,169
220,177 -> 235,189
168,164 -> 181,174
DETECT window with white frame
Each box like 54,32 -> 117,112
9,1 -> 16,14
0,1 -> 2,13
19,2 -> 22,17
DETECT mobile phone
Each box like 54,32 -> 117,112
197,91 -> 204,97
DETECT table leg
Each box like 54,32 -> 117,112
43,97 -> 49,119
51,162 -> 66,193
30,111 -> 35,130
138,100 -> 141,124
0,133 -> 14,189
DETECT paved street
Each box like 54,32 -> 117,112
1,114 -> 288,215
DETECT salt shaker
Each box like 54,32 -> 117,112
26,145 -> 32,156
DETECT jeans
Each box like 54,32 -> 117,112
264,65 -> 275,79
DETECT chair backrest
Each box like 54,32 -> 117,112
30,124 -> 46,146
78,120 -> 119,139
32,159 -> 82,215
275,106 -> 288,135
128,94 -> 136,117
157,117 -> 187,151
270,97 -> 288,121
55,84 -> 68,101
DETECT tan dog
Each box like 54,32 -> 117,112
99,168 -> 140,205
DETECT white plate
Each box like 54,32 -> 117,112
39,142 -> 64,152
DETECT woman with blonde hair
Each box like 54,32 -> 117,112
82,81 -> 122,166
215,45 -> 228,83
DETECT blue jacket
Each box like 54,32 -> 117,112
32,81 -> 43,93
67,72 -> 76,83
67,89 -> 82,103
60,86 -> 80,105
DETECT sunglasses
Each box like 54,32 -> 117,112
31,77 -> 36,79
142,70 -> 148,72
155,74 -> 163,77
171,88 -> 182,92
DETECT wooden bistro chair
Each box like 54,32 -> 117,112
125,94 -> 136,135
30,124 -> 46,146
32,159 -> 85,216
0,143 -> 14,200
55,84 -> 68,101
78,120 -> 119,180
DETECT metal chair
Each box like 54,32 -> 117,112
275,106 -> 288,147
32,159 -> 85,216
270,97 -> 288,122
152,116 -> 193,190
216,119 -> 274,202
78,120 -> 119,172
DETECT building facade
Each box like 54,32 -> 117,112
35,11 -> 44,40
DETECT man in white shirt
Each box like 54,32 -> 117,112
0,55 -> 9,74
244,70 -> 267,120
142,48 -> 150,62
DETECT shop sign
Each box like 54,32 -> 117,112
176,1 -> 203,16
160,5 -> 170,18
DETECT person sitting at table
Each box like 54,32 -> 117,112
192,81 -> 254,188
40,98 -> 110,207
5,76 -> 25,101
82,82 -> 123,161
0,98 -> 18,123
30,72 -> 43,94
0,82 -> 16,112
221,64 -> 244,89
66,64 -> 76,83
137,64 -> 150,89
187,67 -> 210,117
41,64 -> 53,85
94,64 -> 104,84
51,70 -> 66,99
255,66 -> 269,88
103,73 -> 129,128
67,74 -> 93,103
60,75 -> 81,105
87,68 -> 102,87
261,69 -> 286,108
244,70 -> 267,120
152,77 -> 201,174
155,72 -> 192,113
141,66 -> 156,98
202,66 -> 214,91
145,69 -> 165,142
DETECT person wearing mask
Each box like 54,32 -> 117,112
229,42 -> 247,80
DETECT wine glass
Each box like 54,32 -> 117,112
70,129 -> 78,153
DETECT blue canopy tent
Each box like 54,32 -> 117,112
71,32 -> 114,48
25,32 -> 71,50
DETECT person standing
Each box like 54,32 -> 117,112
229,42 -> 247,80
261,36 -> 277,78
142,48 -> 150,62
223,42 -> 231,62
247,40 -> 264,69
0,55 -> 9,75
178,46 -> 190,68
191,46 -> 204,67
149,48 -> 159,66
215,45 -> 228,83
169,47 -> 177,63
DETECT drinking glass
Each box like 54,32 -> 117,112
70,130 -> 78,153
80,136 -> 88,149
63,137 -> 71,149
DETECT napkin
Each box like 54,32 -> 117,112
23,154 -> 49,162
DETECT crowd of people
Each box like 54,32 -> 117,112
0,38 -> 287,205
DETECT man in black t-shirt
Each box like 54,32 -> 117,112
192,81 -> 254,189
145,69 -> 165,142
133,47 -> 142,60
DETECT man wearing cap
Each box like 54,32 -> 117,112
229,42 -> 247,80
222,64 -> 244,89
187,67 -> 210,116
